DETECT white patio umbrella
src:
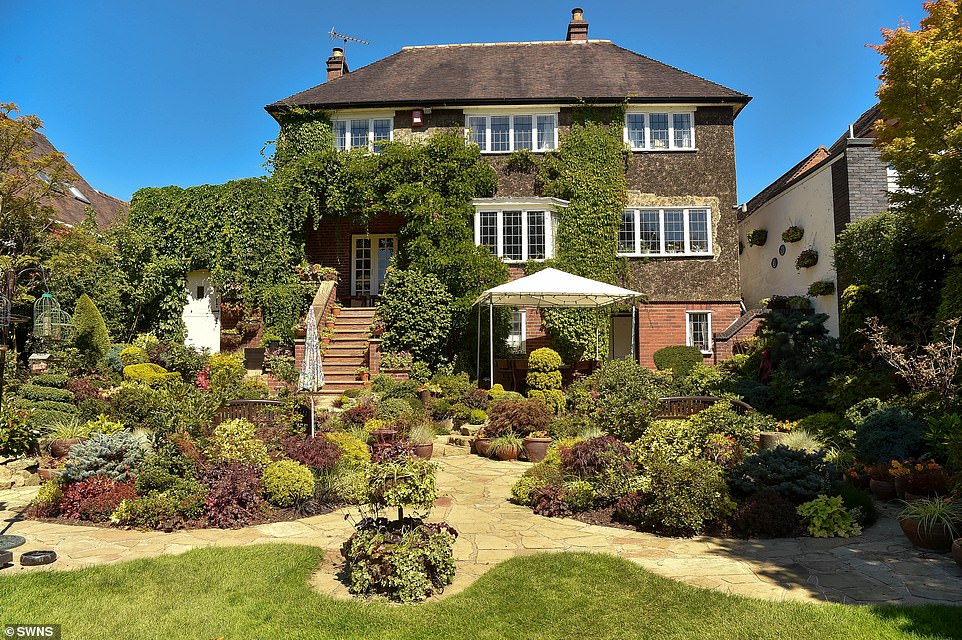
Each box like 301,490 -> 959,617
474,268 -> 643,386
297,306 -> 325,437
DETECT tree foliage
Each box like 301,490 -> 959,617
71,293 -> 110,366
378,268 -> 453,368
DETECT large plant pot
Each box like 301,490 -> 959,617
413,443 -> 433,460
870,479 -> 897,501
38,467 -> 59,482
952,539 -> 962,570
244,347 -> 266,371
493,445 -> 520,462
894,477 -> 908,500
758,431 -> 788,450
523,437 -> 552,463
474,437 -> 491,457
49,438 -> 82,458
898,519 -> 956,552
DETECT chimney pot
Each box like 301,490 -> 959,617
326,47 -> 349,82
566,7 -> 588,42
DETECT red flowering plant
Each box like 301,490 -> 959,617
904,460 -> 951,496
195,365 -> 211,390
60,476 -> 137,522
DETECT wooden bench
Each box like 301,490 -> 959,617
654,396 -> 753,419
213,399 -> 309,428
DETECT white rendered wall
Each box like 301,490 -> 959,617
182,270 -> 221,353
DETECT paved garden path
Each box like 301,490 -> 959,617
2,452 -> 961,606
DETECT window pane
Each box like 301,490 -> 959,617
673,113 -> 693,148
468,116 -> 486,149
537,115 -> 556,150
350,120 -> 369,149
491,116 -> 511,152
639,209 -> 661,253
626,114 -> 645,149
508,310 -> 525,353
527,211 -> 545,259
664,209 -> 684,253
514,116 -> 533,150
650,113 -> 669,149
688,313 -> 711,352
689,208 -> 709,253
333,121 -> 347,150
479,211 -> 498,252
372,119 -> 392,145
618,210 -> 635,253
503,210 -> 522,260
354,238 -> 372,295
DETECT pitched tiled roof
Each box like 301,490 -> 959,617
27,127 -> 128,228
267,41 -> 750,113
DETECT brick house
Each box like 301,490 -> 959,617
267,8 -> 755,375
738,104 -> 896,336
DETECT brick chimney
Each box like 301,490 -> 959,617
326,47 -> 349,81
566,8 -> 588,42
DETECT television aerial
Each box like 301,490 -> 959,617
329,27 -> 370,50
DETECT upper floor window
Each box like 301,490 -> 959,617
618,207 -> 712,256
474,209 -> 554,262
333,117 -> 393,151
466,114 -> 557,153
624,111 -> 695,151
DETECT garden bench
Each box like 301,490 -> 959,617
213,399 -> 309,428
654,396 -> 753,419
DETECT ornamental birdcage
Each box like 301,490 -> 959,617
33,293 -> 72,341
0,293 -> 10,328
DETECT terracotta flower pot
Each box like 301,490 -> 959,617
474,437 -> 491,457
332,307 -> 342,317
953,539 -> 962,570
49,438 -> 82,458
413,443 -> 433,460
898,519 -> 956,552
523,437 -> 552,463
870,479 -> 897,501
493,445 -> 520,461
38,467 -> 59,482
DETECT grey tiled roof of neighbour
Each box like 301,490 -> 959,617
266,41 -> 751,113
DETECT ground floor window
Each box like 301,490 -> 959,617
686,311 -> 712,354
507,310 -> 526,354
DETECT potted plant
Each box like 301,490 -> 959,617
904,460 -> 951,500
219,300 -> 244,322
488,434 -> 523,461
292,320 -> 307,338
408,423 -> 436,460
473,428 -> 492,457
868,464 -> 897,500
354,366 -> 370,382
781,225 -> 804,243
795,249 -> 819,269
522,430 -> 552,463
897,498 -> 962,552
369,319 -> 386,337
890,460 -> 911,499
747,229 -> 768,247
220,328 -> 242,350
325,315 -> 336,330
807,280 -> 836,297
320,328 -> 334,345
331,303 -> 342,318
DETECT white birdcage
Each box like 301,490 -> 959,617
33,293 -> 72,341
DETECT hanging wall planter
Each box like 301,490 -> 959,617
807,280 -> 836,296
747,229 -> 768,247
795,249 -> 819,269
781,225 -> 805,243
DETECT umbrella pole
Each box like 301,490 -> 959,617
595,309 -> 599,362
477,303 -> 481,380
310,395 -> 315,439
488,301 -> 494,390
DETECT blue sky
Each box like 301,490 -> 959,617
2,0 -> 924,204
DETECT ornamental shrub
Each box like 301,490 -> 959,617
20,383 -> 75,404
364,458 -> 438,512
855,407 -> 926,465
105,344 -> 129,374
731,492 -> 798,538
123,363 -> 181,386
510,459 -> 563,506
112,383 -> 165,430
262,460 -> 315,507
77,398 -> 112,422
200,463 -> 266,529
615,456 -> 734,536
530,484 -> 572,518
486,397 -> 553,437
31,373 -> 68,388
282,434 -> 342,472
153,340 -> 210,381
796,495 -> 862,538
343,398 -> 377,427
112,478 -> 207,528
731,445 -> 831,504
208,352 -> 247,396
120,346 -> 149,367
375,397 -> 411,421
832,482 -> 878,526
72,294 -> 111,367
468,408 -> 488,425
562,480 -> 596,512
845,398 -> 885,427
60,476 -> 137,522
28,481 -> 64,518
569,359 -> 671,442
653,345 -> 704,377
324,431 -> 371,466
61,431 -> 144,484
206,419 -> 270,467
342,519 -> 458,602
65,377 -> 103,402
680,363 -> 736,396
686,402 -> 763,452
377,269 -> 453,368
0,404 -> 40,457
527,347 -> 563,392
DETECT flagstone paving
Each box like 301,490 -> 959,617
2,453 -> 961,605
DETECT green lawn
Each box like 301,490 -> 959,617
0,545 -> 958,639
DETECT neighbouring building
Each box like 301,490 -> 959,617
738,104 -> 896,336
267,8 -> 756,381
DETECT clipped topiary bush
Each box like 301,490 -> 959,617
206,419 -> 270,467
855,407 -> 925,466
653,345 -> 704,377
20,384 -> 75,404
262,460 -> 315,507
731,445 -> 831,504
120,345 -> 150,367
61,431 -> 144,484
30,373 -> 68,388
72,294 -> 111,367
123,363 -> 181,386
377,268 -> 453,368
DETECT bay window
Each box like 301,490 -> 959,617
617,207 -> 712,257
466,113 -> 558,152
624,110 -> 695,150
474,209 -> 555,262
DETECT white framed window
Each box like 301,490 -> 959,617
617,208 -> 712,256
333,117 -> 394,151
507,310 -> 526,354
473,209 -> 555,262
624,110 -> 695,150
466,114 -> 558,153
686,311 -> 712,354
